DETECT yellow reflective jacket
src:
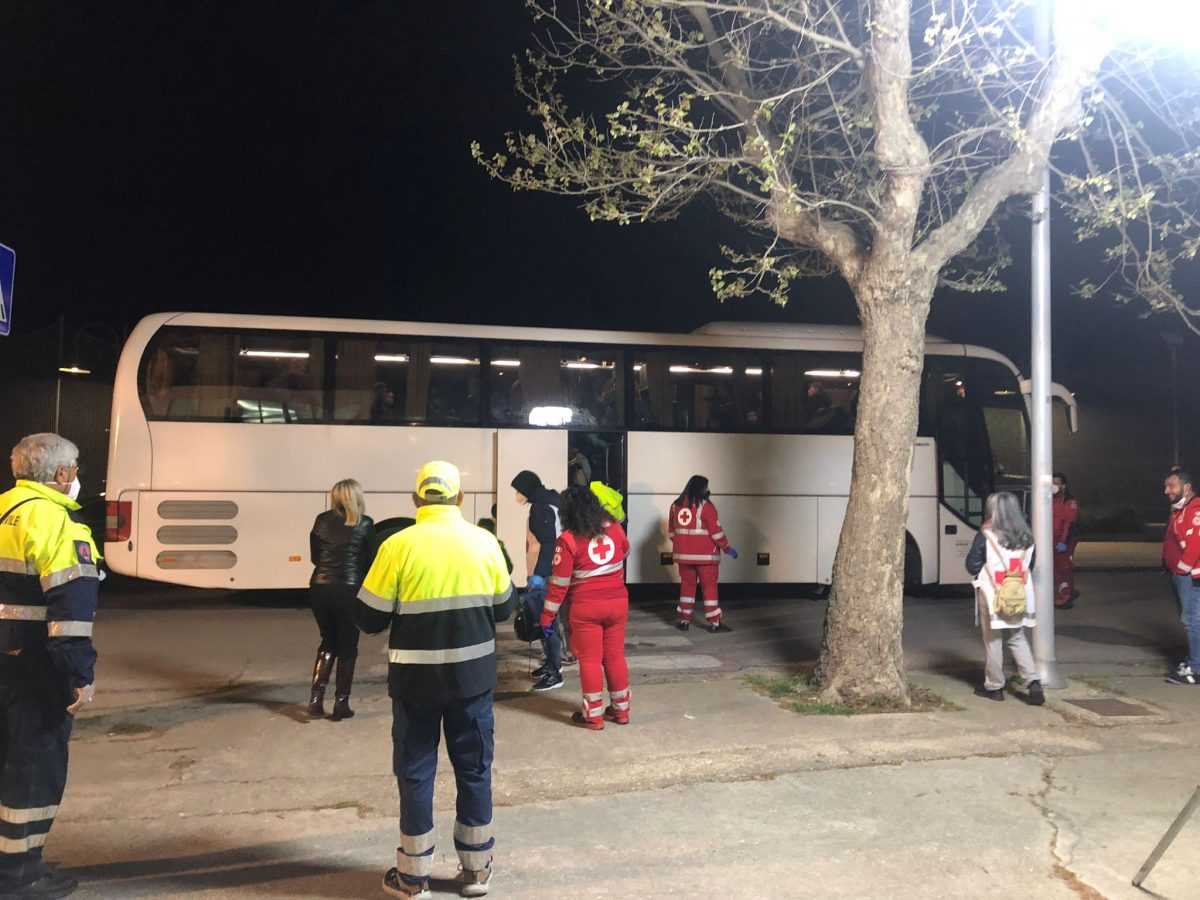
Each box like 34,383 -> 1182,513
0,480 -> 101,687
356,503 -> 514,702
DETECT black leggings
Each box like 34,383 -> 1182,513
310,584 -> 360,661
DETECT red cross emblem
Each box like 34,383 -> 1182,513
677,508 -> 693,527
588,534 -> 616,565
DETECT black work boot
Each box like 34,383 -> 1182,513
330,656 -> 356,721
307,649 -> 335,718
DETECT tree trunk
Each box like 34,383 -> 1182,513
817,280 -> 935,705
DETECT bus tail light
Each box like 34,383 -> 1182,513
106,500 -> 132,542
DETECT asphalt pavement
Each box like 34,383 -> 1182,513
39,562 -> 1200,899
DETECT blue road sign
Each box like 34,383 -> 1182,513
0,243 -> 13,337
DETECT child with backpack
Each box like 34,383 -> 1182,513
965,492 -> 1045,705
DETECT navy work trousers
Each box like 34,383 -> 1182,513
392,690 -> 495,886
0,657 -> 73,891
524,587 -> 562,672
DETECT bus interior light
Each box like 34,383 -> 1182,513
669,365 -> 734,375
58,366 -> 92,375
374,354 -> 410,363
804,369 -> 861,379
490,359 -> 521,367
239,350 -> 311,359
745,367 -> 763,376
430,356 -> 480,366
528,406 -> 573,427
564,361 -> 610,369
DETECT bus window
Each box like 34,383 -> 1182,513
139,327 -> 325,423
488,344 -> 622,428
631,351 -> 764,431
769,352 -> 861,434
332,337 -> 481,426
931,358 -> 1024,525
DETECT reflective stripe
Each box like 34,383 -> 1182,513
0,604 -> 46,622
0,832 -> 48,853
396,848 -> 435,878
47,620 -> 93,637
703,599 -> 719,607
401,828 -> 436,855
1177,561 -> 1192,572
704,609 -> 721,620
675,554 -> 721,563
40,564 -> 99,591
673,528 -> 707,536
544,600 -> 561,614
549,575 -> 572,587
388,640 -> 495,665
711,531 -> 725,541
0,804 -> 57,825
573,561 -> 624,579
454,821 -> 493,846
612,700 -> 630,711
458,848 -> 493,870
583,691 -> 604,701
357,586 -> 395,613
396,594 -> 495,615
610,688 -> 630,699
0,558 -> 35,576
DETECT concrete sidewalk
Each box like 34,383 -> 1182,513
45,572 -> 1200,898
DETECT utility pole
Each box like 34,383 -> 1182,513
1031,0 -> 1065,689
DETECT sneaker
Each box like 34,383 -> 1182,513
706,621 -> 728,634
2,872 -> 79,898
1166,669 -> 1199,685
382,868 -> 431,899
603,705 -> 629,725
459,861 -> 493,897
974,685 -> 1005,702
1026,680 -> 1045,706
1175,661 -> 1193,677
561,653 -> 578,668
530,663 -> 550,680
531,671 -> 565,692
675,621 -> 690,632
571,710 -> 604,730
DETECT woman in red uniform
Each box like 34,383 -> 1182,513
540,486 -> 631,730
669,475 -> 737,632
1052,472 -> 1080,609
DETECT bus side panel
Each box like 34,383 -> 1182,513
939,505 -> 976,585
137,491 -> 325,589
147,423 -> 498,494
626,493 -> 819,583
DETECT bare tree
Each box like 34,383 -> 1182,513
475,0 -> 1200,702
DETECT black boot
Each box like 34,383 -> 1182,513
330,656 -> 356,721
307,649 -> 334,717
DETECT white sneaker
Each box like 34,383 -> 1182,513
459,862 -> 492,897
383,868 -> 432,899
1176,662 -> 1193,676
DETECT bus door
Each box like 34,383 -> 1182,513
496,428 -> 568,588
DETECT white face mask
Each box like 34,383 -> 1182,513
67,477 -> 81,502
1174,494 -> 1190,510
1051,485 -> 1060,495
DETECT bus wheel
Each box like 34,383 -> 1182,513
904,534 -> 922,595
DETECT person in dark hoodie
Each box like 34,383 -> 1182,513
511,469 -> 565,692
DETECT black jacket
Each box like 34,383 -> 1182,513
310,510 -> 377,587
527,487 -> 561,577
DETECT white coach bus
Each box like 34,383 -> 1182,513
103,313 -> 1077,590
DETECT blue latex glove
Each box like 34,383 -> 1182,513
724,547 -> 738,559
541,623 -> 556,640
528,574 -> 546,590
1055,543 -> 1068,553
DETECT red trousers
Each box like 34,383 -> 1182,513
1053,548 -> 1075,607
677,564 -> 721,624
568,596 -> 630,723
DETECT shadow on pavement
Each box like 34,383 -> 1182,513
69,838 -> 378,898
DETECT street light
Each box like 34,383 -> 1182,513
1032,0 -> 1199,688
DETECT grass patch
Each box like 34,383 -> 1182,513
745,673 -> 962,715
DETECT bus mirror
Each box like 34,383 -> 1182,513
1017,378 -> 1078,434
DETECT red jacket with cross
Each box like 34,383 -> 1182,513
540,521 -> 629,627
1163,495 -> 1200,577
668,499 -> 730,565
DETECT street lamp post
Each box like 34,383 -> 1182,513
1031,0 -> 1066,689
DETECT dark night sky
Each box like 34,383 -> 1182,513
0,2 -> 1195,412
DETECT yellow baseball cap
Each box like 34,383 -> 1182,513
415,460 -> 461,500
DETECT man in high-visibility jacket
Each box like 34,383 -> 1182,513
357,460 -> 514,899
1,434 -> 100,899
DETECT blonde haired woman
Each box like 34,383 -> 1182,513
308,479 -> 377,719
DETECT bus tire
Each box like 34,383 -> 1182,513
904,533 -> 922,594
